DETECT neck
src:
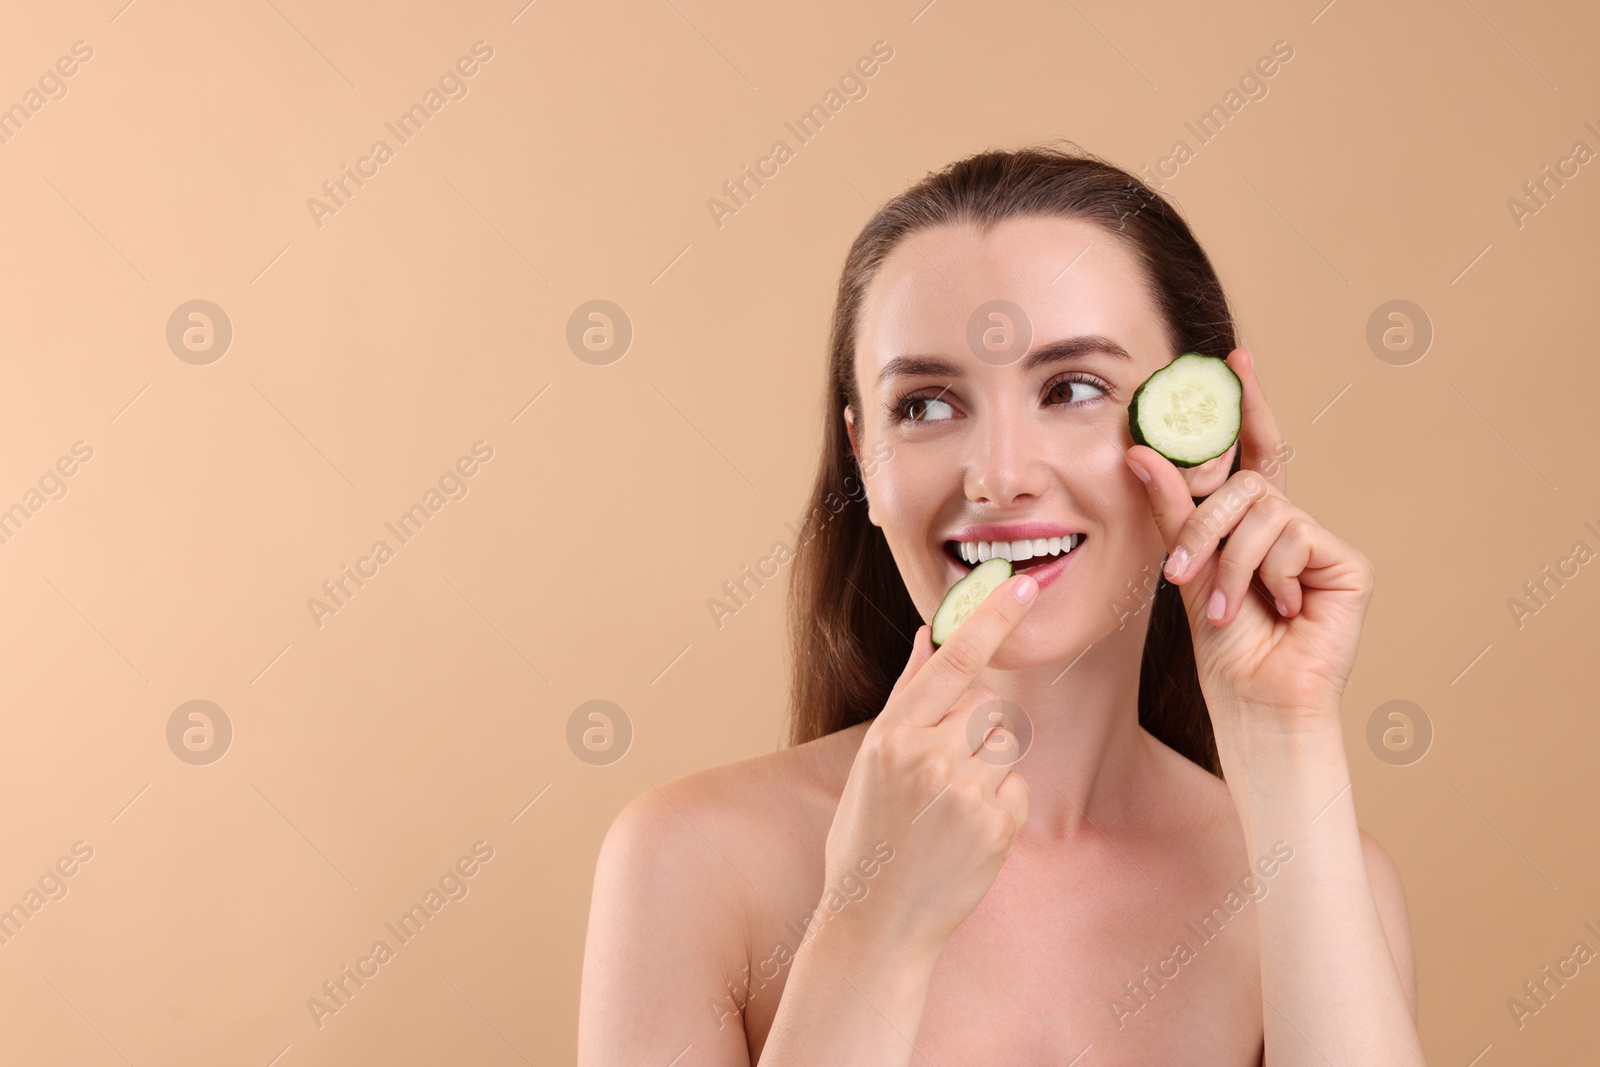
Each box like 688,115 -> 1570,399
972,617 -> 1155,846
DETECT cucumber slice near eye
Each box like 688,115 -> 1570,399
931,557 -> 1013,647
1128,353 -> 1243,468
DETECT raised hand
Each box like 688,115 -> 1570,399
819,573 -> 1038,962
1124,348 -> 1375,723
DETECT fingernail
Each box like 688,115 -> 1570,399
1013,574 -> 1038,603
1207,588 -> 1226,621
1275,597 -> 1288,616
1126,456 -> 1150,483
1165,546 -> 1189,579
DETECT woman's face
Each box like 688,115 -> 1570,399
845,214 -> 1234,668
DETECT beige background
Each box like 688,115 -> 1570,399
0,0 -> 1596,1062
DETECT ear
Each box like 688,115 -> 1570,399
1176,438 -> 1237,500
843,403 -> 864,469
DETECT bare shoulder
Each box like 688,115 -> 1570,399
579,722 -> 869,1065
595,731 -> 844,921
602,719 -> 867,872
1357,826 -> 1418,1020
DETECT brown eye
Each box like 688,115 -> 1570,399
1045,375 -> 1108,405
899,395 -> 955,422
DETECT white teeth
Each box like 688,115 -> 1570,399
952,534 -> 1082,565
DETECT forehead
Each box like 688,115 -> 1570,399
856,215 -> 1172,384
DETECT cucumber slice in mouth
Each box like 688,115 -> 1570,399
931,557 -> 1012,646
1128,352 -> 1243,468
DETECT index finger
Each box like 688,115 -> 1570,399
1226,348 -> 1287,494
892,572 -> 1038,726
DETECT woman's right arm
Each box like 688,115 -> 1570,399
761,575 -> 1040,1066
755,888 -> 944,1064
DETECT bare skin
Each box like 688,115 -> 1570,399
578,216 -> 1421,1066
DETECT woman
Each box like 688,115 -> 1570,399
578,144 -> 1424,1065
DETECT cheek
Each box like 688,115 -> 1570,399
864,453 -> 941,527
1076,451 -> 1166,569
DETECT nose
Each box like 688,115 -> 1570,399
965,409 -> 1047,508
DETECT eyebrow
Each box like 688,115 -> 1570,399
875,334 -> 1132,386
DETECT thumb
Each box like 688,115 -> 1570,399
1125,444 -> 1198,551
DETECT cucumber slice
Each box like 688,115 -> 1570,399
931,557 -> 1013,647
1128,353 -> 1242,468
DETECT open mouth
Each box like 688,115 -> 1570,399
944,533 -> 1086,573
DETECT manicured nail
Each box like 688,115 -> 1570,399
1275,597 -> 1288,616
1013,574 -> 1038,603
1165,545 -> 1189,579
1126,456 -> 1150,483
1207,588 -> 1226,621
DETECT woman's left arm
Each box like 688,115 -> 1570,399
1125,348 -> 1425,1066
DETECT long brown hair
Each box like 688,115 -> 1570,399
784,141 -> 1241,777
